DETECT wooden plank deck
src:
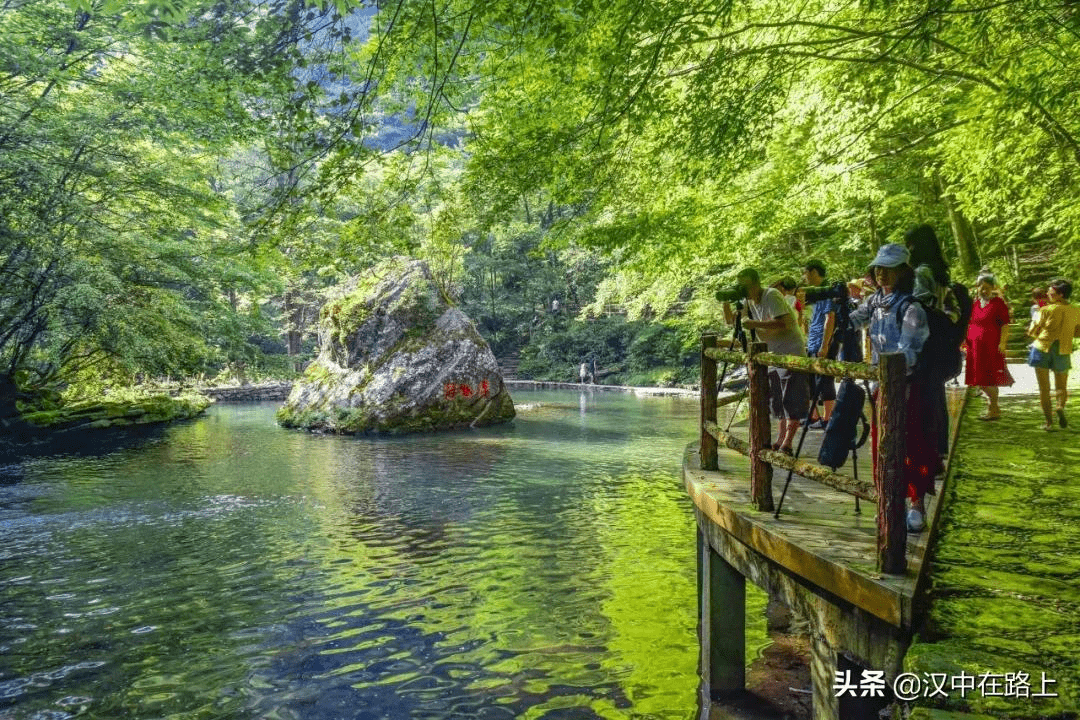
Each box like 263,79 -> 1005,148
685,387 -> 966,629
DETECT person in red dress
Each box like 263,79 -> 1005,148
965,273 -> 1011,420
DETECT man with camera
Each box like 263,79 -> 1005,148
720,268 -> 809,455
801,259 -> 837,429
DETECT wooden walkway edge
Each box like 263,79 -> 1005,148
687,386 -> 967,719
687,387 -> 966,627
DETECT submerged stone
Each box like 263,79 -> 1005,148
278,257 -> 514,434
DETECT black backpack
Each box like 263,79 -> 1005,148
897,283 -> 968,383
838,299 -> 864,363
951,281 -> 973,349
818,379 -> 871,470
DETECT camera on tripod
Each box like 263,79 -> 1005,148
715,284 -> 749,303
802,281 -> 849,304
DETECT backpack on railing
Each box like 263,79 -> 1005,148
818,378 -> 871,470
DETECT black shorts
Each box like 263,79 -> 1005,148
767,369 -> 811,421
812,373 -> 837,402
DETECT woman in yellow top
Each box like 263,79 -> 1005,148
1027,278 -> 1080,430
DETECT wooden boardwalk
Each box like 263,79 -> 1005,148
686,387 -> 965,629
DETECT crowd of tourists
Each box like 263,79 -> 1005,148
719,224 -> 1080,533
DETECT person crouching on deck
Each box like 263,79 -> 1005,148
722,268 -> 810,456
849,244 -> 934,533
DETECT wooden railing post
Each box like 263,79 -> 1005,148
700,334 -> 719,471
877,352 -> 908,574
748,342 -> 773,511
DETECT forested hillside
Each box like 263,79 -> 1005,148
3,0 -> 1078,405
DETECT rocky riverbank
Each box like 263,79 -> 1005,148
202,382 -> 293,402
504,379 -> 699,397
19,393 -> 212,432
0,391 -> 213,458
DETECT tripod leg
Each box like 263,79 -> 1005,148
851,446 -> 861,514
776,306 -> 849,518
775,373 -> 820,519
715,322 -> 747,395
774,416 -> 812,518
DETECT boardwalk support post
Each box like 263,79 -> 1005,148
877,352 -> 908,574
810,637 -> 840,719
698,528 -> 745,699
748,342 -> 774,511
701,335 -> 719,471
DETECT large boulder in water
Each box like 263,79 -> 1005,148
277,258 -> 515,434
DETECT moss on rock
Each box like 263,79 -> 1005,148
280,258 -> 513,435
22,393 -> 212,431
908,710 -> 998,720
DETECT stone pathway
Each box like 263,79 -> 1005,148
998,352 -> 1080,397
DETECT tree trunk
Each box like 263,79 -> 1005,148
867,200 -> 878,251
0,374 -> 20,424
936,173 -> 981,277
283,290 -> 304,372
489,267 -> 497,328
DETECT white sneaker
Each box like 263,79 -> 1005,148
906,508 -> 925,533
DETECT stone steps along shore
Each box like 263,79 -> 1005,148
200,382 -> 294,402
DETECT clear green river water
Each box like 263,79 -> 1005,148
0,390 -> 769,720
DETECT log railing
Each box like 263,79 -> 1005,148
699,334 -> 909,575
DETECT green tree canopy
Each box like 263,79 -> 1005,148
0,0 -> 360,403
7,0 -> 1078,401
321,0 -> 1080,319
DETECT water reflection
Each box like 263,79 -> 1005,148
0,391 -> 763,720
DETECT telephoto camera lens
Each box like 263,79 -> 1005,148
715,285 -> 748,303
803,281 -> 848,304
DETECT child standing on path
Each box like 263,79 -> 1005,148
1030,287 -> 1049,325
1027,278 -> 1080,430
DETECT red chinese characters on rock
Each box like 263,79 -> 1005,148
443,380 -> 492,399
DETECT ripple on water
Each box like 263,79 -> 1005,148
0,395 -> 727,720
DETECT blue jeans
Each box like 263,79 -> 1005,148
1028,340 -> 1071,373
